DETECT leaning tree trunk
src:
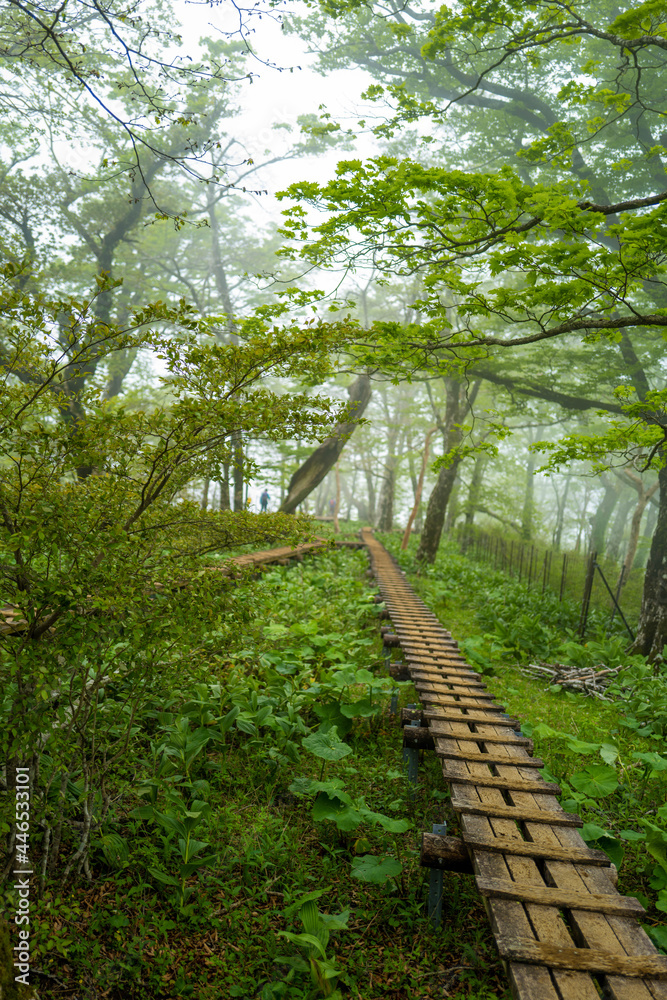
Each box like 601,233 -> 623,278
590,476 -> 618,555
416,459 -> 461,563
633,465 -> 667,660
619,481 -> 659,592
605,489 -> 633,562
402,427 -> 437,550
416,379 -> 481,563
279,374 -> 372,514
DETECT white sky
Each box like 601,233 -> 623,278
173,1 -> 377,209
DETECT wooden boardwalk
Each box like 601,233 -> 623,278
362,529 -> 667,1000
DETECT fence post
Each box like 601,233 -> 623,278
509,541 -> 514,576
559,553 -> 567,602
518,544 -> 524,582
428,823 -> 448,929
578,550 -> 597,638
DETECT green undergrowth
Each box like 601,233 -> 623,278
385,533 -> 667,953
3,546 -> 511,1000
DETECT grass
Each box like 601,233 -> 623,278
6,546 -> 511,1000
7,530 -> 666,999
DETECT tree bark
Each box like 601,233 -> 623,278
620,478 -> 659,591
590,475 -> 618,555
232,431 -> 244,512
376,464 -> 396,531
279,374 -> 372,514
416,379 -> 481,563
606,492 -> 634,563
633,464 -> 667,660
401,427 -> 437,549
552,475 -> 571,550
333,463 -> 341,533
465,453 -> 487,527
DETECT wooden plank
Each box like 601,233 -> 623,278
494,938 -> 667,979
409,670 -> 487,686
461,780 -> 595,1000
419,695 -> 508,711
476,877 -> 646,916
430,726 -> 532,747
461,832 -> 611,866
543,859 -> 666,1000
425,710 -> 521,727
498,752 -> 661,1000
436,747 -> 544,767
451,798 -> 583,827
441,765 -> 562,795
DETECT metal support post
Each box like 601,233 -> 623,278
402,705 -> 417,767
428,823 -> 448,928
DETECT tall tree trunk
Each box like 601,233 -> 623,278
633,465 -> 667,660
279,374 -> 372,514
638,502 -> 659,568
333,463 -> 341,533
232,431 -> 244,512
465,453 -> 487,527
417,460 -> 461,562
575,483 -> 593,552
445,483 -> 459,534
590,475 -> 618,555
521,431 -> 539,541
552,475 -> 571,550
416,379 -> 481,563
401,427 -> 437,550
219,463 -> 231,511
376,464 -> 396,531
363,468 -> 376,524
201,478 -> 210,511
606,492 -> 634,562
620,480 -> 659,591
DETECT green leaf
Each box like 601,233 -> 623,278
641,821 -> 667,876
599,743 -> 619,765
312,793 -> 362,831
278,931 -> 327,960
351,855 -> 402,884
302,727 -> 353,761
340,699 -> 377,718
570,764 -> 619,798
359,808 -> 410,833
320,909 -> 350,931
99,833 -> 129,869
643,923 -> 667,953
564,738 -> 601,754
147,867 -> 180,887
283,889 -> 329,917
633,752 -> 667,773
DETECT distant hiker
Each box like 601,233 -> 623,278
260,489 -> 270,512
328,497 -> 336,516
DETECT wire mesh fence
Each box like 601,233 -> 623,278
455,525 -> 644,635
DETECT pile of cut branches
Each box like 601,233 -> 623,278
520,663 -> 623,700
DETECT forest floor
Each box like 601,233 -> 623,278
11,533 -> 667,1000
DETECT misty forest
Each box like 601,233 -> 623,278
3,0 -> 667,997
